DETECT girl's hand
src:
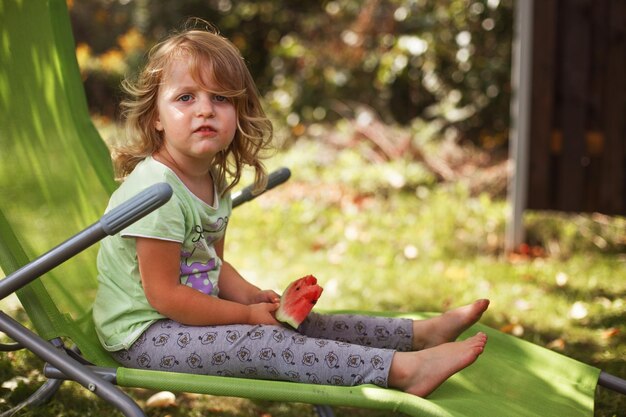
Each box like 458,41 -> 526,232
252,289 -> 281,304
248,302 -> 280,325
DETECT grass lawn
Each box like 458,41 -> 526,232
1,128 -> 625,416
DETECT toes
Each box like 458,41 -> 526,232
466,332 -> 487,345
473,299 -> 490,315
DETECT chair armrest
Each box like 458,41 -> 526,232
231,167 -> 291,208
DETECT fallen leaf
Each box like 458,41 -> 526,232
499,323 -> 524,336
499,323 -> 515,333
547,338 -> 566,351
146,391 -> 176,408
601,328 -> 620,340
506,252 -> 527,263
1,376 -> 29,391
530,246 -> 545,257
509,243 -> 545,261
310,238 -> 326,252
518,243 -> 530,255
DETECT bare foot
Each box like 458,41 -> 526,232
390,332 -> 488,397
412,299 -> 490,350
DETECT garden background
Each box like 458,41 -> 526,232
1,0 -> 625,416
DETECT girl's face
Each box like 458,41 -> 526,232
154,59 -> 237,166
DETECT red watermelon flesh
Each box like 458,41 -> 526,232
275,275 -> 323,329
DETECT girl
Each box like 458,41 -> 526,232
93,22 -> 489,398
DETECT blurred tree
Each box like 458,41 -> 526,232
69,0 -> 513,149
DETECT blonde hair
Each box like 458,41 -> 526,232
114,21 -> 272,195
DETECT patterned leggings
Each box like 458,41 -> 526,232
113,312 -> 413,388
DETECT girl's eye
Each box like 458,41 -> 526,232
178,94 -> 193,102
214,95 -> 227,102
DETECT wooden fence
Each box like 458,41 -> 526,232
527,0 -> 625,215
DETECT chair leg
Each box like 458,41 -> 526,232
0,341 -> 22,352
598,371 -> 626,396
0,312 -> 146,417
313,404 -> 335,417
0,378 -> 63,417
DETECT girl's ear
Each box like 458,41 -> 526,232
155,118 -> 163,132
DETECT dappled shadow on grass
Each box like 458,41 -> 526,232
586,313 -> 626,330
541,282 -> 626,306
594,387 -> 626,417
0,349 -> 121,417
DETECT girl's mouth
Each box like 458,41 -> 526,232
195,126 -> 217,135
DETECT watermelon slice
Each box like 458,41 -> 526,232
275,275 -> 323,329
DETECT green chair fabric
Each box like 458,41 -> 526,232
0,0 -> 600,416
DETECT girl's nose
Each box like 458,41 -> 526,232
196,96 -> 215,118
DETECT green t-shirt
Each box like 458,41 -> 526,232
93,157 -> 232,351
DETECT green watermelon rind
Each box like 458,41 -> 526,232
275,306 -> 300,329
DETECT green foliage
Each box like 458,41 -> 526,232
69,0 -> 513,147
